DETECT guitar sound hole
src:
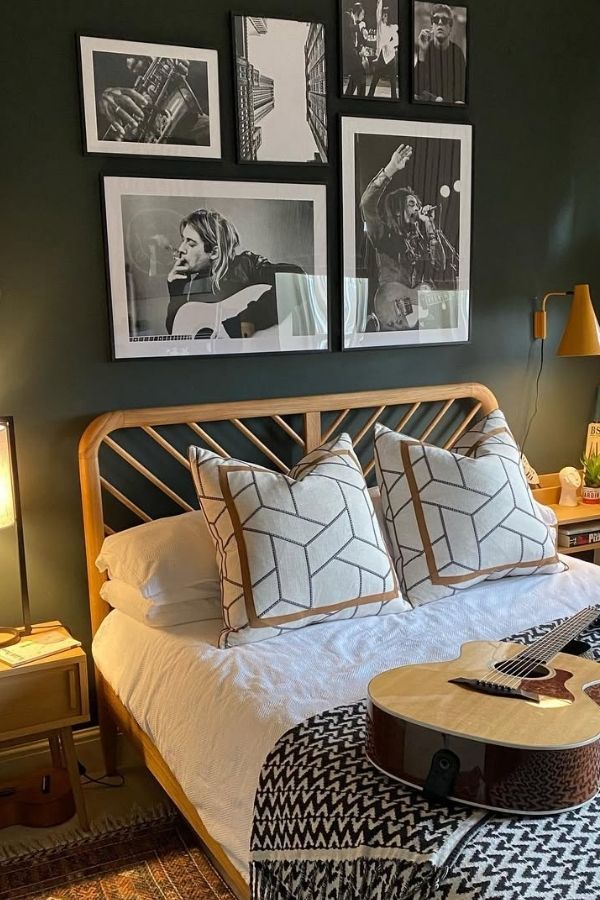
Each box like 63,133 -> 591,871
494,660 -> 550,680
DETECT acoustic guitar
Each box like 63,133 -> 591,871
170,284 -> 270,339
367,606 -> 600,814
0,767 -> 74,828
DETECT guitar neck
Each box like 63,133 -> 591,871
512,606 -> 598,667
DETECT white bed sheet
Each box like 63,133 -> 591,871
92,555 -> 600,881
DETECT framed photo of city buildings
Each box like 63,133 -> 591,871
78,36 -> 221,157
102,176 -> 329,359
340,1 -> 400,101
411,2 -> 468,106
341,116 -> 472,350
232,14 -> 328,163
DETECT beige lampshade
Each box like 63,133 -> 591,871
557,283 -> 600,356
0,424 -> 15,529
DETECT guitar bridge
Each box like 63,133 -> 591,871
449,677 -> 540,702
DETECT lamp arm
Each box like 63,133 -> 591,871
533,290 -> 573,340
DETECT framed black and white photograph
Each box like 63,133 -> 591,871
79,36 -> 221,157
411,2 -> 468,105
340,1 -> 400,100
232,15 -> 327,163
341,116 -> 472,350
102,177 -> 328,359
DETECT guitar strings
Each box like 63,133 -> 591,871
486,607 -> 596,686
483,608 -> 596,688
479,607 -> 598,689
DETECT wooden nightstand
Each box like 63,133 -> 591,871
0,621 -> 90,829
532,473 -> 600,558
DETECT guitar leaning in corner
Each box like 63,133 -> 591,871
367,606 -> 600,814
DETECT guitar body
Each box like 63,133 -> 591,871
0,767 -> 75,828
171,284 -> 270,339
367,640 -> 600,813
373,282 -> 448,331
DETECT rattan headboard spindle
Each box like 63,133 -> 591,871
79,383 -> 498,637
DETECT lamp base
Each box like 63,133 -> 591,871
0,627 -> 21,649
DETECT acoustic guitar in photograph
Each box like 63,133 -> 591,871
171,284 -> 270,339
373,282 -> 450,330
367,606 -> 600,814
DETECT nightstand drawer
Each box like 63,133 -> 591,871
0,663 -> 84,738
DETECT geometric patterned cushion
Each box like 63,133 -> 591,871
189,434 -> 408,647
374,413 -> 566,607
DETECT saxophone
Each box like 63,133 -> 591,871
105,57 -> 204,143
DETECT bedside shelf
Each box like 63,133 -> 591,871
532,473 -> 600,559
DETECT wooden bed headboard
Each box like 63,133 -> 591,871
78,382 -> 498,637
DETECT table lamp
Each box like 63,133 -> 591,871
0,416 -> 32,648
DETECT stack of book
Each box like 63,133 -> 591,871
558,520 -> 600,549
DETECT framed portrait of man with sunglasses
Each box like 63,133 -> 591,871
412,2 -> 468,106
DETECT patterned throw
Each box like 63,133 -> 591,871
250,617 -> 600,900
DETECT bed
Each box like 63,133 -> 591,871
79,383 -> 600,899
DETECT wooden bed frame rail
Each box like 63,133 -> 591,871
78,382 -> 498,899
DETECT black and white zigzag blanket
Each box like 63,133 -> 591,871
250,617 -> 600,900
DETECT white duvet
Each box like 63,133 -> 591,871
92,554 -> 600,881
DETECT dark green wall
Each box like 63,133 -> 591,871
2,0 -> 599,674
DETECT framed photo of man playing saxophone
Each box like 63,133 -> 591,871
341,115 -> 472,350
78,36 -> 221,158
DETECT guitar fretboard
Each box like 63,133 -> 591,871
511,606 -> 599,668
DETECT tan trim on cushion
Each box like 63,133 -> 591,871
461,427 -> 513,457
400,441 -> 560,586
219,464 -> 399,628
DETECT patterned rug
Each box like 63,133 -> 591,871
0,815 -> 237,899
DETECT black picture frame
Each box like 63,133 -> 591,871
410,1 -> 469,107
78,35 -> 222,159
231,12 -> 328,165
340,114 -> 473,351
339,0 -> 401,102
101,174 -> 330,361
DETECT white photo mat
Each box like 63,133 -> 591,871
79,36 -> 221,158
341,116 -> 472,349
103,176 -> 328,359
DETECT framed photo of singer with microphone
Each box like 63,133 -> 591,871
341,116 -> 472,350
78,36 -> 221,158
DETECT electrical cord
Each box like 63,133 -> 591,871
77,759 -> 125,788
520,336 -> 545,455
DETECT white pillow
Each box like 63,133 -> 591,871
375,412 -> 565,607
95,511 -> 219,603
189,434 -> 409,648
101,579 -> 221,627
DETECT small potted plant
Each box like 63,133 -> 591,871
581,454 -> 600,503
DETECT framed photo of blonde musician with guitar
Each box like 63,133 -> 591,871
78,36 -> 221,158
102,176 -> 328,359
341,116 -> 472,350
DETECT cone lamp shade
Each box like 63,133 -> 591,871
557,284 -> 600,357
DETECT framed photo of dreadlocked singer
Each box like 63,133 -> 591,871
78,36 -> 221,158
102,176 -> 328,359
341,116 -> 472,350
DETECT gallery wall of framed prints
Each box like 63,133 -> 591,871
77,1 -> 471,361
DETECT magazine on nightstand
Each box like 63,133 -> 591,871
0,630 -> 81,667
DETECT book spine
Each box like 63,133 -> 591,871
559,529 -> 600,548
